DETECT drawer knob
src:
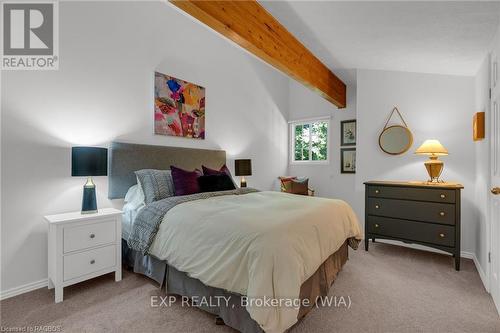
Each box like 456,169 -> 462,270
90,233 -> 95,239
90,259 -> 95,264
440,194 -> 446,199
439,233 -> 445,238
375,190 -> 380,194
375,224 -> 380,228
375,205 -> 380,209
439,211 -> 445,217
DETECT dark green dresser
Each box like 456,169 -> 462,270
364,181 -> 464,270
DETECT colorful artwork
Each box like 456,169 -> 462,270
154,72 -> 205,139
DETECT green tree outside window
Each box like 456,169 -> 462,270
292,120 -> 328,162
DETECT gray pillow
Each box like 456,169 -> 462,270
134,169 -> 174,204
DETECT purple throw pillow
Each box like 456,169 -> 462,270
170,166 -> 202,196
202,164 -> 232,177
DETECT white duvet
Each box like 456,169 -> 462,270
148,191 -> 362,333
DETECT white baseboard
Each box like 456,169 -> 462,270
0,279 -> 48,301
462,251 -> 489,292
376,239 -> 489,291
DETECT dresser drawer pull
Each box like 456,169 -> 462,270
374,224 -> 380,228
439,211 -> 445,217
375,189 -> 380,194
439,233 -> 445,238
375,204 -> 380,209
89,233 -> 95,239
440,194 -> 446,199
90,259 -> 95,264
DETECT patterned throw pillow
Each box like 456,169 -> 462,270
280,176 -> 297,193
134,169 -> 174,204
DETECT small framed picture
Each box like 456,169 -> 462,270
341,148 -> 356,173
340,119 -> 356,146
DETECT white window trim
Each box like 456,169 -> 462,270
289,117 -> 330,165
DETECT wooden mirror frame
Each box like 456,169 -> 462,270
378,125 -> 414,155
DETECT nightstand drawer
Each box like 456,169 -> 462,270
367,198 -> 455,225
367,185 -> 455,203
63,219 -> 116,253
367,216 -> 455,247
64,245 -> 116,281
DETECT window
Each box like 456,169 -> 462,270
290,118 -> 329,163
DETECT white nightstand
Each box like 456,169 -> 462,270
45,208 -> 122,303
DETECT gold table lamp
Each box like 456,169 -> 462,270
415,139 -> 449,183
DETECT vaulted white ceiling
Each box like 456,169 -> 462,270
260,1 -> 500,76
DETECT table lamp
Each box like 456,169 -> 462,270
72,147 -> 108,214
414,139 -> 448,183
235,159 -> 252,188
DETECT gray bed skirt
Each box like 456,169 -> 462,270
122,240 -> 263,333
122,239 -> 352,333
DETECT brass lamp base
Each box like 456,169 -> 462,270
240,176 -> 247,188
424,156 -> 444,183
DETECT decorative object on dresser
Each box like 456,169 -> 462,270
473,111 -> 485,141
340,119 -> 356,146
340,148 -> 356,173
364,181 -> 463,270
414,139 -> 449,183
72,147 -> 108,214
45,208 -> 122,302
279,176 -> 315,196
378,106 -> 413,155
234,159 -> 252,187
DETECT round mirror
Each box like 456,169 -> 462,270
378,125 -> 413,155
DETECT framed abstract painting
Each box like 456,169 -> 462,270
154,72 -> 206,139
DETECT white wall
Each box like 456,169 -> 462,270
356,69 -> 477,254
0,1 -> 290,294
288,70 -> 363,219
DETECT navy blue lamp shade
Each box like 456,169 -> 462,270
72,147 -> 107,214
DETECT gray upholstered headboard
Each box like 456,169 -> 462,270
108,142 -> 226,199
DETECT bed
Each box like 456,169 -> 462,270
109,142 -> 362,333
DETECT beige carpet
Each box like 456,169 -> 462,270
2,242 -> 499,332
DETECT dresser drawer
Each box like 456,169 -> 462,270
64,245 -> 116,281
366,216 -> 455,247
63,219 -> 116,253
367,198 -> 455,225
367,185 -> 456,203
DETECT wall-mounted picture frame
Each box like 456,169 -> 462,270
341,148 -> 356,173
340,119 -> 356,146
154,71 -> 206,139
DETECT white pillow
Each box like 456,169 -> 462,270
124,182 -> 145,208
124,184 -> 138,203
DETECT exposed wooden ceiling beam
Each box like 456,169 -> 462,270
169,0 -> 346,108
